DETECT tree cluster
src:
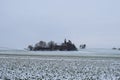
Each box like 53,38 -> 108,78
112,47 -> 120,50
80,44 -> 86,49
28,39 -> 77,51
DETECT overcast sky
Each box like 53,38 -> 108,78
0,0 -> 120,49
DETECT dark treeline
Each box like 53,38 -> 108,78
28,39 -> 77,51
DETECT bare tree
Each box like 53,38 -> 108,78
48,41 -> 55,50
39,41 -> 46,48
28,45 -> 33,51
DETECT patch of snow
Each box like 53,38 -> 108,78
0,56 -> 120,80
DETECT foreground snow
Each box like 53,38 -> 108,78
0,55 -> 120,80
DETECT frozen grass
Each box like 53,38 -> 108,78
0,56 -> 120,80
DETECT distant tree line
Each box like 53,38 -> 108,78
112,47 -> 120,50
28,39 -> 77,51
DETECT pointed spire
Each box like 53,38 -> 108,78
64,38 -> 67,44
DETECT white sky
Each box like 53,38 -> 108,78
0,0 -> 120,49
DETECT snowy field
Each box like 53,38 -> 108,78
0,55 -> 120,80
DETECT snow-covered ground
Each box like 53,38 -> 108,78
0,55 -> 120,80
